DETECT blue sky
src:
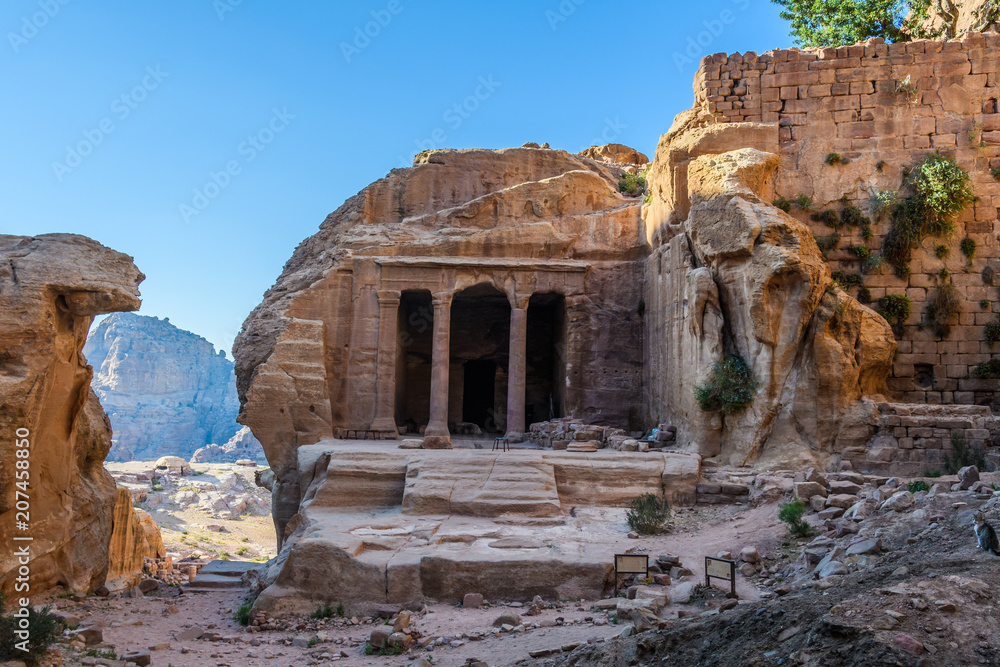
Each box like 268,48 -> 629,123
1,0 -> 791,354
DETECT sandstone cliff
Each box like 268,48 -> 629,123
85,312 -> 251,461
0,234 -> 149,595
190,425 -> 266,463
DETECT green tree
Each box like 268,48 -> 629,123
771,0 -> 937,47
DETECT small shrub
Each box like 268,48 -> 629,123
861,252 -> 883,275
875,160 -> 887,172
981,299 -> 991,311
926,283 -> 962,338
840,203 -> 869,228
234,598 -> 254,626
992,167 -> 1000,182
311,604 -> 335,620
695,356 -> 759,414
847,244 -> 870,261
795,194 -> 813,210
778,498 -> 813,537
935,245 -> 950,259
831,271 -> 863,290
895,74 -> 917,99
625,493 -> 670,534
235,547 -> 248,556
218,551 -> 230,561
618,170 -> 647,196
364,642 -> 404,657
871,189 -> 898,218
973,357 -> 1000,379
814,232 -> 839,253
986,319 -> 1000,345
876,294 -> 912,330
856,286 -> 872,304
811,209 -> 840,227
906,480 -> 929,493
86,649 -> 118,660
960,237 -> 976,260
944,436 -> 992,474
773,196 -> 792,213
0,594 -> 63,666
860,224 -> 873,242
337,603 -> 346,617
937,267 -> 949,281
924,469 -> 942,478
825,152 -> 842,166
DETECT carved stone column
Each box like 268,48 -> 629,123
505,305 -> 528,441
370,289 -> 400,437
424,292 -> 453,444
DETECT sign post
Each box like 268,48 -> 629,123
704,556 -> 737,598
613,554 -> 649,595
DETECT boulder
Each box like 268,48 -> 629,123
739,546 -> 759,564
369,626 -> 391,649
846,538 -> 881,556
0,234 -> 143,596
958,465 -> 980,490
121,649 -> 151,666
828,480 -> 862,496
795,482 -> 827,499
463,593 -> 484,609
493,611 -> 522,627
882,491 -> 914,512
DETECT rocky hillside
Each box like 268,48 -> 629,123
84,312 -> 258,461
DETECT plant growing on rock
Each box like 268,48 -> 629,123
618,170 -> 647,196
906,480 -> 929,493
960,237 -> 976,261
882,153 -> 974,277
778,498 -> 813,538
935,245 -> 950,259
992,167 -> 1000,182
973,357 -> 1000,378
871,189 -> 898,219
234,598 -> 254,626
625,493 -> 671,535
811,209 -> 840,228
945,436 -> 992,474
847,244 -> 870,261
695,356 -> 758,414
814,232 -> 839,254
857,286 -> 872,304
926,283 -> 962,338
773,196 -> 792,212
0,594 -> 63,666
876,294 -> 911,335
825,152 -> 842,166
794,194 -> 813,210
986,319 -> 1000,345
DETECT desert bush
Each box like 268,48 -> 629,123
795,194 -> 813,210
814,232 -> 839,254
992,167 -> 1000,182
0,594 -> 63,666
847,244 -> 870,261
856,286 -> 872,304
906,480 -> 929,493
882,153 -> 973,276
811,209 -> 840,227
825,152 -> 842,165
695,356 -> 758,414
773,196 -> 792,213
618,170 -> 647,196
625,493 -> 670,535
986,320 -> 1000,346
876,294 -> 911,334
945,436 -> 992,474
233,598 -> 254,626
973,357 -> 1000,378
840,201 -> 869,228
778,498 -> 813,537
926,283 -> 962,337
960,237 -> 977,260
311,603 -> 335,620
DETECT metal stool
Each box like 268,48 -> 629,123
492,436 -> 509,452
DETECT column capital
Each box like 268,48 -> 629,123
377,289 -> 401,306
431,291 -> 453,308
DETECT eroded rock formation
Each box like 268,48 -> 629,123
645,143 -> 895,468
0,234 -> 150,595
190,425 -> 266,464
85,312 -> 245,461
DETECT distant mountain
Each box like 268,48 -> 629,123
84,312 -> 262,462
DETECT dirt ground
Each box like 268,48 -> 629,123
36,503 -> 787,667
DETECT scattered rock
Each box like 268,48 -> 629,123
957,466 -> 979,490
463,593 -> 484,609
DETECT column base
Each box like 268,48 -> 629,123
422,435 -> 453,449
505,431 -> 525,443
370,417 -> 400,438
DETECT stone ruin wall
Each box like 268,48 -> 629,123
689,33 -> 1000,410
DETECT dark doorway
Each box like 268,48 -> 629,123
450,284 -> 511,433
462,360 -> 496,428
396,290 -> 433,433
526,292 -> 566,424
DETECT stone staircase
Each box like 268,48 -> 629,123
183,560 -> 255,593
401,451 -> 561,516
